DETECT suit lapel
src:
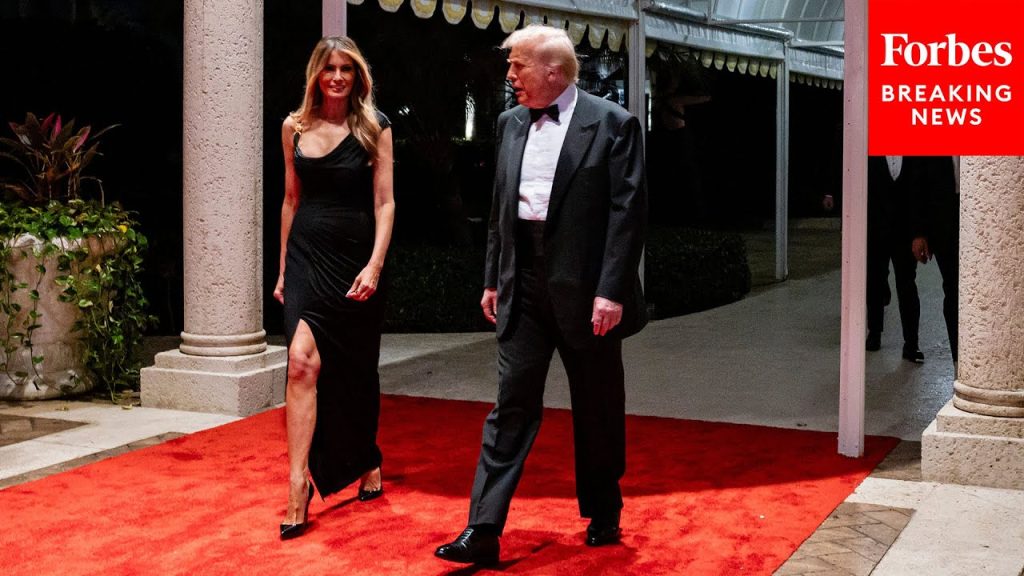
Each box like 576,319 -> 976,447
504,108 -> 531,212
547,91 -> 599,223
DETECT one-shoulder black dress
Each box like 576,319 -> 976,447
284,113 -> 389,497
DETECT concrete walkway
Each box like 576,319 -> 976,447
2,227 -> 1022,575
381,232 -> 955,441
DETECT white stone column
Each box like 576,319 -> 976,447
923,156 -> 1024,490
141,0 -> 286,416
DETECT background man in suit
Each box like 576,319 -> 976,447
866,155 -> 923,362
435,25 -> 647,566
911,156 -> 959,363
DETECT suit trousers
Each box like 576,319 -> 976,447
468,224 -> 626,533
867,229 -> 920,348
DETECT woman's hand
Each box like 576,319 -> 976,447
346,265 -> 381,301
274,273 -> 285,304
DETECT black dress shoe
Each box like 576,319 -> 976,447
434,527 -> 499,565
902,347 -> 925,363
280,482 -> 314,540
586,520 -> 621,547
865,332 -> 881,351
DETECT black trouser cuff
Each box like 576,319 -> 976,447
469,523 -> 501,537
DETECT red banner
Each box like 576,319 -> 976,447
868,0 -> 1024,155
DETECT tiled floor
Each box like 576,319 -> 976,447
773,442 -> 921,576
775,502 -> 914,576
0,413 -> 85,447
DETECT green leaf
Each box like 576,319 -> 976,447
77,299 -> 94,308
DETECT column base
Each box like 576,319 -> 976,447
140,346 -> 287,416
922,399 -> 1024,490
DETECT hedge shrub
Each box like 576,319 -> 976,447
645,226 -> 751,319
382,226 -> 750,331
382,244 -> 493,333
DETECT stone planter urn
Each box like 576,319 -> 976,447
1,114 -> 151,401
0,234 -> 109,399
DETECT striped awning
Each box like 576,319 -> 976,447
349,0 -> 633,50
347,0 -> 845,83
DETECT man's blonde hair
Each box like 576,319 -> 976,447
501,25 -> 580,84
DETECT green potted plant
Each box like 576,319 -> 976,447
0,112 -> 154,401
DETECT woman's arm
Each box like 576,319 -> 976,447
347,125 -> 395,301
275,116 -> 302,304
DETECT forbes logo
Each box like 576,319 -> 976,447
881,33 -> 1013,67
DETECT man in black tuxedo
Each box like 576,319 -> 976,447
435,25 -> 647,565
910,156 -> 959,362
866,156 -> 923,362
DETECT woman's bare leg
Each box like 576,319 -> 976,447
283,319 -> 320,524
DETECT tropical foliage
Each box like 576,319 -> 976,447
1,112 -> 116,205
0,113 -> 153,400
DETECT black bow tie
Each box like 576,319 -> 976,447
529,104 -> 559,123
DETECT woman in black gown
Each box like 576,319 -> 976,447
274,36 -> 395,540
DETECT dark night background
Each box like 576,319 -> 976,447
0,0 -> 842,336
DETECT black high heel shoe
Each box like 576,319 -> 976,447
280,481 -> 314,540
357,468 -> 384,502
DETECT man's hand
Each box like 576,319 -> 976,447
591,296 -> 623,337
481,288 -> 498,324
912,237 -> 931,264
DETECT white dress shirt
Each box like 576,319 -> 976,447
886,155 -> 903,180
518,85 -> 578,221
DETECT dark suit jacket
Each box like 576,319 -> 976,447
484,89 -> 648,349
909,156 -> 958,246
867,155 -> 915,241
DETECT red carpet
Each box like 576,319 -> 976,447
0,396 -> 896,575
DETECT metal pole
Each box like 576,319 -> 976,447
323,0 -> 346,37
627,7 -> 646,122
775,47 -> 789,281
628,2 -> 647,288
838,0 -> 868,458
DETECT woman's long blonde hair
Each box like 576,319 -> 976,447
291,36 -> 382,160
